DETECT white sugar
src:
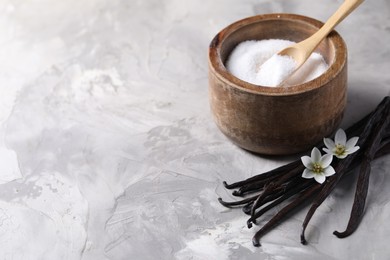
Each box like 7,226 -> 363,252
226,39 -> 328,87
255,54 -> 297,86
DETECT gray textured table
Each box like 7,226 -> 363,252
0,0 -> 389,259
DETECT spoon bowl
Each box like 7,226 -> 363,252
277,0 -> 364,85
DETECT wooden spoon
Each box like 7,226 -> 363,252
277,0 -> 364,86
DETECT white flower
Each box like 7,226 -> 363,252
323,129 -> 360,159
301,147 -> 335,184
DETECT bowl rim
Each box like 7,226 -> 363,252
208,13 -> 347,96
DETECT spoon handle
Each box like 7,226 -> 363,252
299,0 -> 364,59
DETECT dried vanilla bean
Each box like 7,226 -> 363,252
333,159 -> 371,238
218,96 -> 390,247
223,160 -> 302,189
218,194 -> 260,207
300,149 -> 357,244
247,179 -> 313,228
232,179 -> 272,196
300,96 -> 390,244
250,183 -> 277,218
249,176 -> 304,217
252,184 -> 321,247
333,100 -> 389,238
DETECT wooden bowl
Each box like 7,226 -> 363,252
208,13 -> 347,155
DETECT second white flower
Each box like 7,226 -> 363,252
301,147 -> 335,184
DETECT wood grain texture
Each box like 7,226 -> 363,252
208,13 -> 348,155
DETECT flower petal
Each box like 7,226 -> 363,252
324,166 -> 336,177
301,156 -> 313,168
335,129 -> 347,145
335,152 -> 348,159
323,147 -> 332,155
347,146 -> 360,155
302,169 -> 315,179
345,136 -> 359,149
314,174 -> 326,184
311,147 -> 322,162
323,137 -> 335,150
320,154 -> 333,168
